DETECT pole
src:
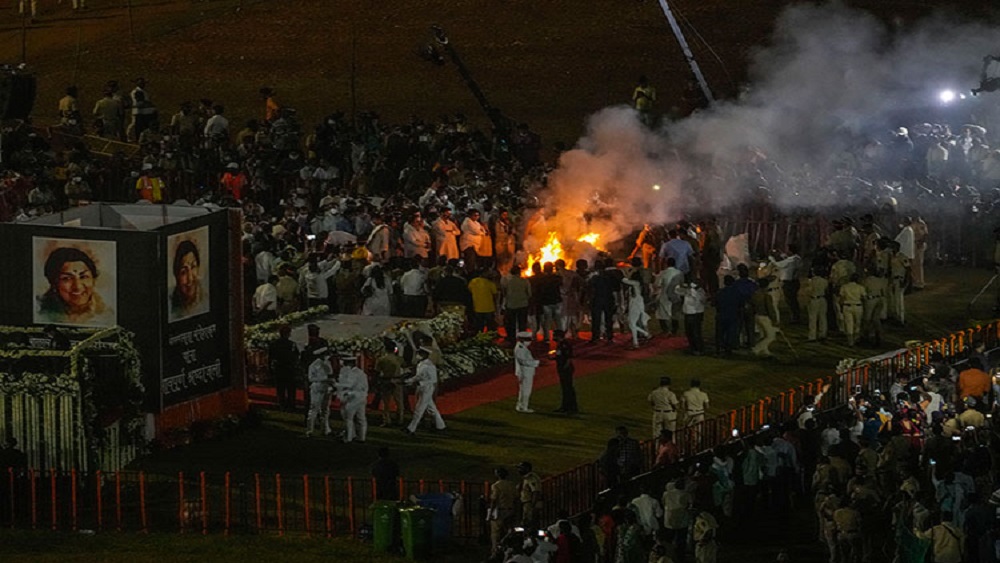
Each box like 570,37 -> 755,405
73,26 -> 83,86
657,0 -> 714,104
350,25 -> 357,129
21,10 -> 28,64
127,0 -> 136,43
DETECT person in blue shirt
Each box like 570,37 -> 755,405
658,229 -> 696,277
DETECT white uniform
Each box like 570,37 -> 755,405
405,358 -> 446,433
306,358 -> 334,436
513,341 -> 540,412
336,364 -> 369,443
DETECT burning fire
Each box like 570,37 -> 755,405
524,232 -> 605,276
577,232 -> 604,250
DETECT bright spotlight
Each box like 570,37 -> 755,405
652,184 -> 661,191
939,89 -> 956,103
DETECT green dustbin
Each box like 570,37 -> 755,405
400,506 -> 435,559
372,501 -> 401,553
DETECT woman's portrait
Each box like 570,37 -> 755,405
168,227 -> 210,322
33,238 -> 117,327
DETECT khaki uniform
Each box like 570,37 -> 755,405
519,472 -> 543,527
833,506 -> 862,563
838,282 -> 866,346
818,494 -> 841,561
807,276 -> 829,341
829,260 -> 856,332
861,275 -> 887,345
692,511 -> 718,563
648,385 -> 680,436
489,478 -> 518,551
682,387 -> 710,426
889,253 -> 910,323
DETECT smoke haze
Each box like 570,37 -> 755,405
540,2 -> 1000,242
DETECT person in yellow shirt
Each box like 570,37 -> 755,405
838,274 -> 866,347
468,270 -> 499,332
135,164 -> 166,203
633,75 -> 656,126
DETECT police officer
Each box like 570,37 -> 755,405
305,347 -> 335,437
513,331 -> 540,413
829,252 -> 857,333
648,376 -> 680,437
403,347 -> 446,435
335,355 -> 368,443
516,461 -> 543,529
838,274 -> 866,347
861,269 -> 888,347
682,378 -> 710,427
806,269 -> 829,342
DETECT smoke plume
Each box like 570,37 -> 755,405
540,2 -> 1000,243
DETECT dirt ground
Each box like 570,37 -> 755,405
1,0 -> 994,147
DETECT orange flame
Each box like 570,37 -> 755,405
576,232 -> 605,251
525,232 -> 564,276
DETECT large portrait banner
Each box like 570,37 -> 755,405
163,226 -> 226,406
32,237 -> 117,327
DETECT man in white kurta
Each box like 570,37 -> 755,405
335,355 -> 368,443
654,259 -> 684,334
513,332 -> 540,413
306,348 -> 335,437
404,348 -> 446,434
366,216 -> 391,263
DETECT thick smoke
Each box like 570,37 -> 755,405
540,2 -> 1000,243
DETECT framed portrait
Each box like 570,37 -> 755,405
33,237 -> 118,327
167,226 -> 210,323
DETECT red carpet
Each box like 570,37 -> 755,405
248,332 -> 689,415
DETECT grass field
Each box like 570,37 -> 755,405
0,530 -> 481,563
130,265 -> 996,482
2,0 -> 992,148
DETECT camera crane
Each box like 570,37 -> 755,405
428,25 -> 513,144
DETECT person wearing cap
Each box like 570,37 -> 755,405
513,331 -> 540,413
553,330 -> 577,414
648,376 -> 679,437
335,355 -> 368,443
403,347 -> 446,435
305,347 -> 335,437
516,461 -> 543,528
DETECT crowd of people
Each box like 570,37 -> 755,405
7,74 -> 1000,561
486,347 -> 1000,563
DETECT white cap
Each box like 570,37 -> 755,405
516,331 -> 533,339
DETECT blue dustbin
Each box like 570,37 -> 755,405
415,493 -> 455,542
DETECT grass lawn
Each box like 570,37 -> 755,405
0,530 -> 481,563
131,265 -> 996,482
